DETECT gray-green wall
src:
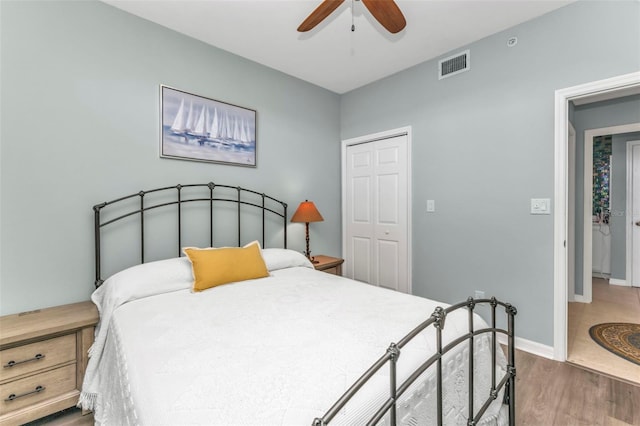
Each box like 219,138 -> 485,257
573,96 -> 640,292
340,1 -> 640,346
0,0 -> 341,315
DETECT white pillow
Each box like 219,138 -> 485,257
261,248 -> 314,271
102,257 -> 194,291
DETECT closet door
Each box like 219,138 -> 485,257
344,134 -> 409,293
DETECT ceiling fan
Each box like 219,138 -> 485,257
297,0 -> 406,34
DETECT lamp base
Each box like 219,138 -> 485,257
302,225 -> 320,264
303,250 -> 318,264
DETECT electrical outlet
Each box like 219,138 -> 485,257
474,290 -> 485,299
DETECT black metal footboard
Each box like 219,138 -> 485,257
313,297 -> 517,426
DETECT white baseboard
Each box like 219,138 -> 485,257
609,278 -> 629,286
497,334 -> 555,360
572,294 -> 589,303
592,272 -> 610,278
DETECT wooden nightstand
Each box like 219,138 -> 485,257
0,301 -> 99,426
313,255 -> 344,276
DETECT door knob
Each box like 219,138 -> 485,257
636,221 -> 640,226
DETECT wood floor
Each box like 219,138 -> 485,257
516,348 -> 640,425
24,349 -> 640,426
568,278 -> 640,385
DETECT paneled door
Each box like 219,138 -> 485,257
343,131 -> 410,293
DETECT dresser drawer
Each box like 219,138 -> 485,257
0,334 -> 76,382
0,364 -> 76,414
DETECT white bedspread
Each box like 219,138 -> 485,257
81,260 -> 507,425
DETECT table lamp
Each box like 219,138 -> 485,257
291,200 -> 324,263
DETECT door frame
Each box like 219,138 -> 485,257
568,122 -> 576,302
341,126 -> 413,293
628,140 -> 640,287
581,124 -> 640,303
553,71 -> 640,361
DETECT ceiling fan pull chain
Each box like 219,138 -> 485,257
351,0 -> 355,31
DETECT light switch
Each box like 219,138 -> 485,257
426,199 -> 435,212
531,198 -> 551,215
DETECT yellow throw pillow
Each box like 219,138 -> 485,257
183,241 -> 270,292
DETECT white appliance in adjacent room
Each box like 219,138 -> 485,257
592,222 -> 611,276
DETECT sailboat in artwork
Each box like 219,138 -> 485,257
225,112 -> 233,142
232,117 -> 241,142
239,118 -> 249,144
170,99 -> 186,133
170,99 -> 194,142
242,118 -> 254,145
208,108 -> 220,140
233,117 -> 253,148
206,109 -> 231,146
190,106 -> 210,144
185,101 -> 195,133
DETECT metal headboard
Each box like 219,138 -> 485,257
93,182 -> 288,287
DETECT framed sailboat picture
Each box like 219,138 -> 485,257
160,85 -> 257,167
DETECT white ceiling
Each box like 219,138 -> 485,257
103,0 -> 575,94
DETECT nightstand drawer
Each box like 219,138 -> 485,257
0,364 -> 76,414
0,334 -> 76,382
321,266 -> 341,275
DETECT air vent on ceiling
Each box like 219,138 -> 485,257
438,50 -> 470,80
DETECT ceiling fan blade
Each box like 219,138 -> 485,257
297,0 -> 345,32
361,0 -> 406,34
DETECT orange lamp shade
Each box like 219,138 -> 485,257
291,200 -> 324,223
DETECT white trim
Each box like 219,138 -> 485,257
341,126 -> 413,293
554,84 -> 569,362
572,294 -> 589,303
628,140 -> 640,288
497,335 -> 554,360
554,71 -> 640,362
582,124 -> 640,304
583,128 -> 594,304
609,278 -> 629,286
568,122 -> 576,303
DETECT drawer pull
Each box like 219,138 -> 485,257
4,385 -> 45,402
3,353 -> 45,368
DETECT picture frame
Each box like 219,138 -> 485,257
160,85 -> 257,167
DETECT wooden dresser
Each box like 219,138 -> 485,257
0,301 -> 98,426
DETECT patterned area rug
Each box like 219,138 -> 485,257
589,323 -> 640,366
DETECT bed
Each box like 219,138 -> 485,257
79,183 -> 516,426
